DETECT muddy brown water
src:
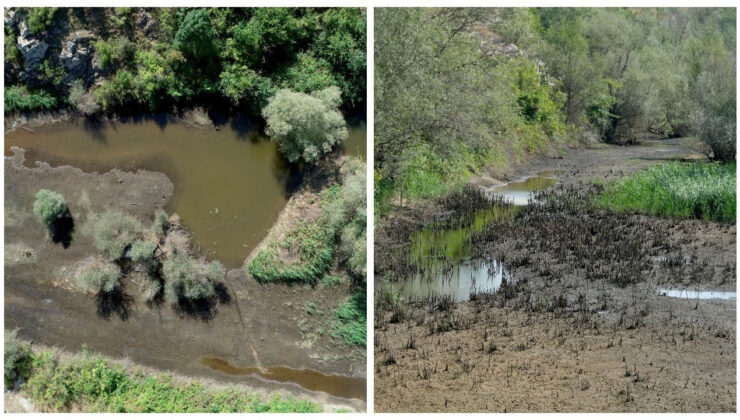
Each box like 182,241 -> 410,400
401,174 -> 556,301
4,116 -> 366,268
200,357 -> 366,401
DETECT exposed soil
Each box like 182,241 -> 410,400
374,138 -> 736,412
5,147 -> 364,411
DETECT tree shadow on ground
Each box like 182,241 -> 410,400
173,282 -> 231,322
96,291 -> 134,321
50,214 -> 75,248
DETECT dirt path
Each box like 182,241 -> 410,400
4,148 -> 365,410
375,138 -> 736,412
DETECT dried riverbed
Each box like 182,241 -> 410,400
375,138 -> 735,412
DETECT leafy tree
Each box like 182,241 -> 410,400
174,9 -> 218,64
33,189 -> 68,227
92,210 -> 143,260
4,330 -> 31,389
25,7 -> 57,35
262,86 -> 347,163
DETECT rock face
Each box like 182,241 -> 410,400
17,20 -> 49,77
59,30 -> 96,85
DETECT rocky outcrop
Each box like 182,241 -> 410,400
58,30 -> 96,85
17,20 -> 49,78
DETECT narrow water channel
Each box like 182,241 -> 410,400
4,115 -> 366,267
200,357 -> 366,401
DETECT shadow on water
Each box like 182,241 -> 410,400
199,357 -> 366,401
50,214 -> 74,248
96,291 -> 134,321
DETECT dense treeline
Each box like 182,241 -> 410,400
5,7 -> 365,116
375,8 -> 735,214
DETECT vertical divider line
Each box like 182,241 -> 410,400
365,5 -> 375,414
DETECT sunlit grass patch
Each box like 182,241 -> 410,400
595,162 -> 735,223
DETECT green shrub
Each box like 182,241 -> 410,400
127,240 -> 157,271
77,260 -> 121,294
92,210 -> 143,260
22,349 -> 321,412
596,162 -> 736,223
320,275 -> 344,288
330,293 -> 366,347
247,222 -> 334,284
32,189 -> 68,227
4,86 -> 57,113
25,7 -> 57,34
4,330 -> 31,389
162,254 -> 224,302
151,210 -> 170,237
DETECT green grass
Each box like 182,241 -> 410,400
20,349 -> 321,413
5,85 -> 58,113
247,221 -> 334,284
330,293 -> 366,348
595,162 -> 736,223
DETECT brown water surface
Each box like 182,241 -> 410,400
200,357 -> 366,401
4,116 -> 366,267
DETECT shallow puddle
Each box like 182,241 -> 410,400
403,205 -> 518,302
199,357 -> 366,401
5,116 -> 365,267
486,172 -> 557,205
657,289 -> 736,300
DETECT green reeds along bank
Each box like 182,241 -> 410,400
595,162 -> 736,223
9,346 -> 321,413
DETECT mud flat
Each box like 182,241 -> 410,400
375,138 -> 735,412
5,147 -> 365,411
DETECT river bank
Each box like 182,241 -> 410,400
374,138 -> 736,412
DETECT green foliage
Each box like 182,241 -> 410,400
127,240 -> 157,271
262,86 -> 348,163
22,349 -> 321,412
320,275 -> 344,288
5,330 -> 31,389
330,293 -> 366,347
151,210 -> 170,237
25,7 -> 57,35
162,254 -> 224,302
247,222 -> 334,284
33,189 -> 68,227
596,162 -> 736,223
174,9 -> 217,64
92,210 -> 143,260
4,85 -> 57,113
5,25 -> 20,63
77,260 -> 121,294
324,160 -> 366,282
92,37 -> 134,70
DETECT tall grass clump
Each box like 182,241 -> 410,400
4,85 -> 57,113
596,162 -> 736,222
21,349 -> 322,412
76,260 -> 122,294
330,293 -> 366,347
247,222 -> 334,284
162,254 -> 224,302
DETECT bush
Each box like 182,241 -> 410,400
596,162 -> 736,223
5,330 -> 31,389
4,86 -> 57,113
32,189 -> 68,227
127,240 -> 157,271
325,161 -> 366,282
76,260 -> 121,294
262,86 -> 348,163
25,7 -> 57,35
162,254 -> 224,302
151,210 -> 170,237
92,210 -> 143,260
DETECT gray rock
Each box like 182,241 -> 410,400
17,19 -> 49,74
58,30 -> 96,84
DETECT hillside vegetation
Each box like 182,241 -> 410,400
375,8 -> 736,215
